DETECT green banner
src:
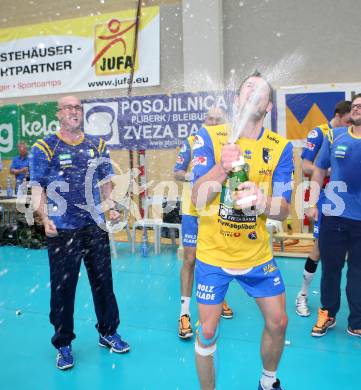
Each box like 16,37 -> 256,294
19,102 -> 59,147
0,105 -> 20,159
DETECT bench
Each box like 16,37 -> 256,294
273,232 -> 314,252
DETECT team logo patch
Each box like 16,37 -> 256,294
335,145 -> 347,158
59,153 -> 71,160
306,141 -> 315,151
262,148 -> 272,163
308,129 -> 319,139
192,156 -> 207,167
192,135 -> 204,150
248,231 -> 257,240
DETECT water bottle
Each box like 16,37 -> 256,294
6,177 -> 13,198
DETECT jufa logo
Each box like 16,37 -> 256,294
92,18 -> 137,76
0,123 -> 13,153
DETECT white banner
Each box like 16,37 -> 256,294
0,7 -> 160,98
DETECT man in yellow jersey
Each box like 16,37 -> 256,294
295,101 -> 351,317
174,107 -> 234,339
191,72 -> 293,390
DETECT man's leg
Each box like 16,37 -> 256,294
48,230 -> 82,349
312,216 -> 348,336
295,212 -> 321,317
195,302 -> 223,390
346,219 -> 361,332
180,246 -> 197,312
257,294 -> 287,372
82,225 -> 120,336
179,215 -> 197,338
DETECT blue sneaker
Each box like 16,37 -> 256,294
56,345 -> 74,370
258,379 -> 284,389
99,333 -> 130,353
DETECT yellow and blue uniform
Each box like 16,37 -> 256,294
174,135 -> 198,247
192,124 -> 293,303
30,132 -> 120,348
315,126 -> 361,328
301,122 -> 331,238
316,126 -> 361,220
30,133 -> 113,228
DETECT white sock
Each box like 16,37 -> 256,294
260,369 -> 276,390
180,296 -> 191,317
300,270 -> 315,296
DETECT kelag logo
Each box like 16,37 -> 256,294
83,102 -> 119,145
0,123 -> 13,153
92,18 -> 137,76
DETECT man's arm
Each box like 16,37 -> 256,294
31,185 -> 58,237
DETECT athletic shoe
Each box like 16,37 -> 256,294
178,314 -> 193,339
99,333 -> 130,353
295,293 -> 310,317
347,327 -> 361,337
311,308 -> 336,337
221,301 -> 233,319
56,345 -> 74,370
258,378 -> 284,389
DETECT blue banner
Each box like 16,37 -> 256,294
83,91 -> 234,150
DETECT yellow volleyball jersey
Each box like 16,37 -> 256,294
180,134 -> 198,217
195,124 -> 291,268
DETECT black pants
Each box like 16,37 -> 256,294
47,224 -> 120,348
319,216 -> 361,329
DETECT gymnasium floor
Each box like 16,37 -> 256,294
0,242 -> 359,390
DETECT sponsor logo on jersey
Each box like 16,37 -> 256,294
180,143 -> 187,153
306,141 -> 315,151
192,135 -> 204,150
192,156 -> 207,167
266,134 -> 279,144
176,155 -> 185,165
308,129 -> 319,139
248,231 -> 257,240
244,149 -> 252,159
258,168 -> 273,176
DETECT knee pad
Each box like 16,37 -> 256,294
197,322 -> 219,346
195,338 -> 217,356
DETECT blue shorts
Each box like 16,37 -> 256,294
195,258 -> 285,304
182,214 -> 198,247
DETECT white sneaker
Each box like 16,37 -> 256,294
295,293 -> 310,317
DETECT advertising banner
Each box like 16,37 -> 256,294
0,6 -> 160,98
83,91 -> 235,149
276,83 -> 361,146
0,105 -> 20,158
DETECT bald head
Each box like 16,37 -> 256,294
56,96 -> 83,132
204,106 -> 225,126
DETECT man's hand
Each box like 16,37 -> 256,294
232,181 -> 267,214
44,218 -> 58,237
109,209 -> 121,222
220,144 -> 242,173
306,205 -> 318,221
